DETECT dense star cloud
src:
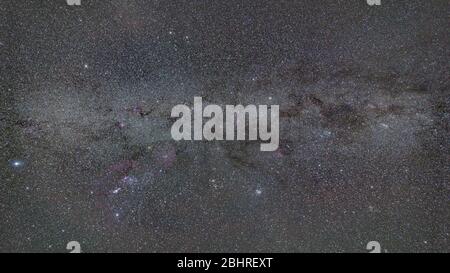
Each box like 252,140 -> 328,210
1,0 -> 449,252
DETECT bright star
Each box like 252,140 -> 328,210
10,160 -> 24,168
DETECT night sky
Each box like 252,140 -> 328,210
1,0 -> 449,252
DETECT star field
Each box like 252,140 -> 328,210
1,0 -> 449,252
